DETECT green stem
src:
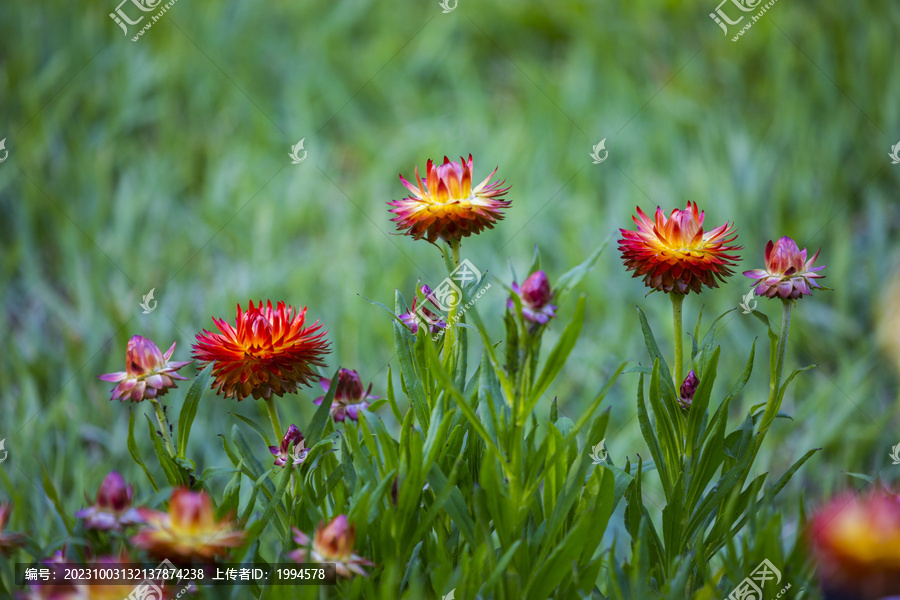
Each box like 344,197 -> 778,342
148,399 -> 176,458
670,293 -> 685,390
758,299 -> 792,442
264,397 -> 283,443
442,238 -> 462,365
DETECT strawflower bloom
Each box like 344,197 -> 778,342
75,471 -> 142,531
269,424 -> 309,468
678,370 -> 699,410
314,368 -> 378,422
98,336 -> 191,402
398,285 -> 447,335
618,202 -> 741,294
507,270 -> 556,324
193,300 -> 330,401
132,489 -> 245,561
743,236 -> 825,300
0,502 -> 25,554
809,490 -> 900,599
289,515 -> 374,578
389,155 -> 511,243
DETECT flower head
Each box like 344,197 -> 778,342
398,285 -> 447,335
0,502 -> 25,555
508,270 -> 556,324
389,155 -> 511,243
132,489 -> 245,561
314,369 -> 378,422
98,336 -> 191,402
289,515 -> 374,578
743,236 -> 825,300
269,424 -> 309,468
75,472 -> 142,531
809,490 -> 900,599
678,370 -> 699,410
193,300 -> 330,401
618,203 -> 741,294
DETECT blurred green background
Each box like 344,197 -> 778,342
1,0 -> 899,581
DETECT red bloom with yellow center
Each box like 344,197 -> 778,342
809,490 -> 900,599
389,155 -> 511,243
131,489 -> 245,561
193,300 -> 330,401
98,336 -> 191,402
289,515 -> 374,578
618,202 -> 741,294
743,236 -> 825,299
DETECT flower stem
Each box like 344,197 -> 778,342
148,399 -> 176,457
443,238 -> 462,364
670,293 -> 685,390
264,397 -> 283,442
758,299 -> 792,442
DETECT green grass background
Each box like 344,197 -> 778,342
1,0 -> 899,588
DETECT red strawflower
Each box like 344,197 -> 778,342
193,300 -> 330,401
389,155 -> 511,243
618,202 -> 741,294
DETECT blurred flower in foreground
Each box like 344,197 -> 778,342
398,285 -> 447,335
289,515 -> 374,578
75,471 -> 142,531
743,236 -> 825,299
16,552 -> 80,600
389,155 -> 511,243
269,424 -> 309,468
193,300 -> 330,401
618,203 -> 741,294
678,370 -> 699,410
132,489 -> 244,561
315,369 -> 378,422
507,270 -> 556,324
0,502 -> 25,554
98,336 -> 191,402
809,490 -> 900,600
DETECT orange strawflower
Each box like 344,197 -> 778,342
389,155 -> 511,243
132,489 -> 244,561
618,202 -> 740,294
193,300 -> 330,401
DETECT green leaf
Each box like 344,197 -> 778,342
177,362 -> 214,457
128,410 -> 159,492
553,239 -> 608,307
145,414 -> 185,486
636,307 -> 676,396
230,413 -> 273,448
306,368 -> 339,446
40,462 -> 72,535
393,305 -> 430,430
635,372 -> 671,498
527,296 -> 585,413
